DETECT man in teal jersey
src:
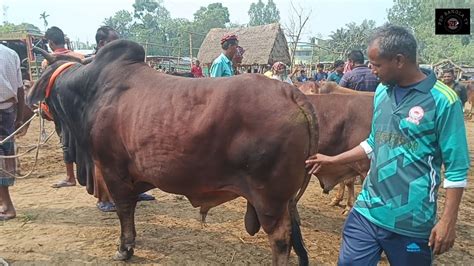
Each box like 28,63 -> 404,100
306,24 -> 469,265
210,34 -> 238,77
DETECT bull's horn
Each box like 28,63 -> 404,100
82,56 -> 94,65
32,47 -> 55,64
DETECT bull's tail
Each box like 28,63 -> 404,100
291,88 -> 318,203
288,89 -> 317,266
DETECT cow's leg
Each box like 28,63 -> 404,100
329,182 -> 345,206
265,206 -> 292,266
112,199 -> 138,261
99,167 -> 138,261
343,179 -> 355,215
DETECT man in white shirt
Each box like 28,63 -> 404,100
0,43 -> 24,220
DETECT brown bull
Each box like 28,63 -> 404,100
27,40 -> 318,265
306,94 -> 372,212
305,87 -> 374,214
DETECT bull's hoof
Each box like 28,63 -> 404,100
112,248 -> 134,261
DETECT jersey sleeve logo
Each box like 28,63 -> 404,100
406,106 -> 424,125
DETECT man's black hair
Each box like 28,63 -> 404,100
95,26 -> 117,44
368,24 -> 417,63
347,50 -> 364,64
334,60 -> 345,68
45,26 -> 65,46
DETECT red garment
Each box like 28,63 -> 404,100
191,65 -> 204,78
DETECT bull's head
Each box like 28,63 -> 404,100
26,47 -> 86,107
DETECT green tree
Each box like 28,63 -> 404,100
248,0 -> 280,26
387,0 -> 474,64
191,3 -> 230,56
39,11 -> 49,31
328,19 -> 376,59
0,22 -> 41,33
103,10 -> 134,39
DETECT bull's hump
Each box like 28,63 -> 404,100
95,39 -> 145,64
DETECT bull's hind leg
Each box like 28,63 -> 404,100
260,205 -> 292,266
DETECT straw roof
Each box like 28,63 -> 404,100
197,23 -> 291,66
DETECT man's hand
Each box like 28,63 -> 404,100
305,153 -> 336,175
429,218 -> 456,255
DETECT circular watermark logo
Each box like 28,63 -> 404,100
436,9 -> 470,34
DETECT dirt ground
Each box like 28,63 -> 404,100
1,118 -> 473,265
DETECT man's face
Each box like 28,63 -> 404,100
195,60 -> 200,66
317,66 -> 323,72
442,73 -> 454,84
228,43 -> 238,58
336,65 -> 344,73
367,42 -> 400,86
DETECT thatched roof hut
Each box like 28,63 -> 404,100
197,23 -> 291,67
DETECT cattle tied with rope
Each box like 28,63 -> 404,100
27,40 -> 318,265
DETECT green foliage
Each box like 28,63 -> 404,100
387,0 -> 474,64
248,0 -> 280,26
103,10 -> 134,39
103,1 -> 230,57
0,22 -> 41,34
324,19 -> 376,61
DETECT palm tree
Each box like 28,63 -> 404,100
39,11 -> 49,31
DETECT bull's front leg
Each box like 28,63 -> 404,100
113,199 -> 138,261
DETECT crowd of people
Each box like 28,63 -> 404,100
0,23 -> 470,265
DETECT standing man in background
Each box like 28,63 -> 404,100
210,34 -> 238,77
339,50 -> 378,92
42,26 -> 84,189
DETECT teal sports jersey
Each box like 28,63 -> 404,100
210,53 -> 234,77
354,69 -> 470,238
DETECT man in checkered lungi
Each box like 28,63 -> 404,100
0,43 -> 25,221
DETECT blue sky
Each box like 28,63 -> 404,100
0,0 -> 393,43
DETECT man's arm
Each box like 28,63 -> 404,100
429,188 -> 463,255
15,86 -> 25,129
305,145 -> 368,174
429,98 -> 469,255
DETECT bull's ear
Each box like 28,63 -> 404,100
33,47 -> 56,64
